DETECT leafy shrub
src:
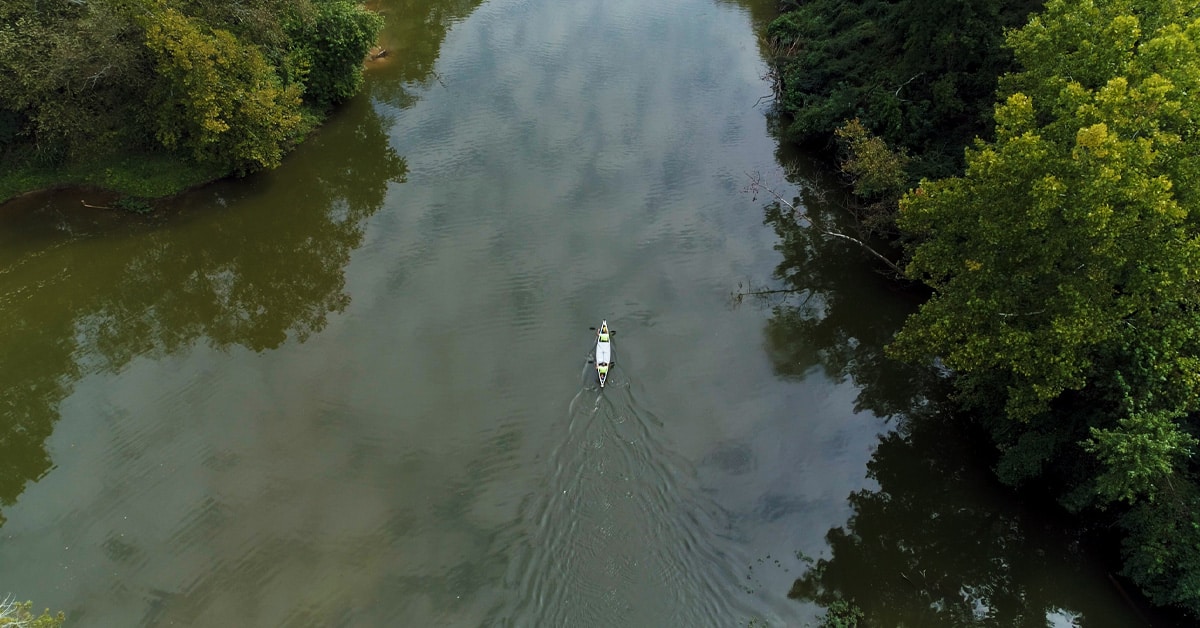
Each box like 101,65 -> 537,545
143,7 -> 305,174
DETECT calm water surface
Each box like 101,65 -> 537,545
0,0 -> 1151,625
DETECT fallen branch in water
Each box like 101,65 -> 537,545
731,285 -> 800,306
745,171 -> 905,277
738,287 -> 799,297
731,281 -> 819,309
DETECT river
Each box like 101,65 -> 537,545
0,0 -> 1153,626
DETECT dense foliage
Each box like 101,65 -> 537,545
767,0 -> 1200,618
0,0 -> 381,182
766,0 -> 1043,180
892,0 -> 1200,616
143,7 -> 305,173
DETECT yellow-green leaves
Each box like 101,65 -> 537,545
894,1 -> 1200,612
895,0 -> 1200,421
143,7 -> 304,173
834,119 -> 910,200
994,93 -> 1036,139
1075,122 -> 1111,154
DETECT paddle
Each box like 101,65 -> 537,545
588,327 -> 616,335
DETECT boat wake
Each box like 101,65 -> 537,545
492,379 -> 750,626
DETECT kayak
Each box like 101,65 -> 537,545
595,320 -> 612,388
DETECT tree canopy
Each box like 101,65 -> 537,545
0,0 -> 381,179
143,7 -> 305,173
766,0 -> 1043,180
892,0 -> 1200,614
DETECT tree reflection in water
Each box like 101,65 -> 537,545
789,416 -> 1119,627
754,154 -> 927,420
757,160 -> 1148,626
0,99 -> 406,526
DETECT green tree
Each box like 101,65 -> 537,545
890,0 -> 1200,615
143,6 -> 306,173
287,0 -> 384,109
832,119 -> 911,240
1116,487 -> 1200,612
894,0 -> 1200,434
1,0 -> 384,193
766,0 -> 1042,179
834,119 -> 909,202
0,0 -> 152,160
1085,408 -> 1197,505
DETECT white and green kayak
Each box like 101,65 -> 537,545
595,320 -> 612,388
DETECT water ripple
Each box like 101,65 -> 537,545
493,382 -> 749,626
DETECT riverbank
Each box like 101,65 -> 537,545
764,0 -> 1200,622
0,0 -> 384,209
0,150 -> 227,209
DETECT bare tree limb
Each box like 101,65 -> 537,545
745,172 -> 905,276
85,63 -> 112,89
998,309 -> 1045,318
894,72 -> 923,98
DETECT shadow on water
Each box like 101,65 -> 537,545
787,414 -> 1154,628
756,154 -> 1156,626
495,370 -> 750,627
747,149 -> 929,419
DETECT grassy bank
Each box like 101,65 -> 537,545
0,151 -> 227,207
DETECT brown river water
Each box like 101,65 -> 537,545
0,0 -> 1154,625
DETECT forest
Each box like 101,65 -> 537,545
0,0 -> 382,200
768,0 -> 1200,620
